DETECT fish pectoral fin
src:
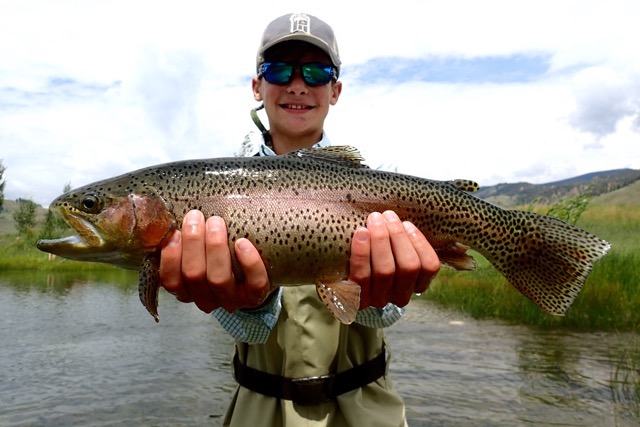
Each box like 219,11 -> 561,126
316,280 -> 361,325
139,254 -> 161,323
436,242 -> 477,271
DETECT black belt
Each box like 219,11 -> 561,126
232,348 -> 387,406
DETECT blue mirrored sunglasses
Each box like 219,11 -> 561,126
259,62 -> 337,86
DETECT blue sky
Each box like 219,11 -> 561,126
1,0 -> 639,206
350,54 -> 551,84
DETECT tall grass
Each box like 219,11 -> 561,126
423,203 -> 640,331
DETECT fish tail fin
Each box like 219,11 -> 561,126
139,254 -> 161,322
486,211 -> 611,315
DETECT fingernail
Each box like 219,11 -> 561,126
383,210 -> 399,222
354,226 -> 369,242
236,238 -> 252,253
186,210 -> 203,224
185,210 -> 203,233
403,221 -> 417,235
369,212 -> 383,225
167,230 -> 181,246
207,216 -> 223,233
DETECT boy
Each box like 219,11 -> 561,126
160,13 -> 439,426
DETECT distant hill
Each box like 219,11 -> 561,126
475,168 -> 640,207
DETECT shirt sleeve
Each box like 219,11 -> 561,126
355,303 -> 405,328
212,288 -> 283,344
214,287 -> 404,342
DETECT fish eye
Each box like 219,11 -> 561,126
79,194 -> 102,213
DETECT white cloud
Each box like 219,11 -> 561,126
1,0 -> 639,206
569,66 -> 640,137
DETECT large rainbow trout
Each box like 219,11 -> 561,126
37,146 -> 611,323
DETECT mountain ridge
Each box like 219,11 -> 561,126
475,168 -> 640,207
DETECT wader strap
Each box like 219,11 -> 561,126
233,348 -> 387,406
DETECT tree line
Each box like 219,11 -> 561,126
1,160 -> 70,239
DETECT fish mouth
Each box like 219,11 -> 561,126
36,210 -> 105,255
38,234 -> 86,248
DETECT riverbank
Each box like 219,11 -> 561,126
1,203 -> 637,331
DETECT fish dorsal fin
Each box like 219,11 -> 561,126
447,179 -> 480,193
316,280 -> 361,324
286,146 -> 369,169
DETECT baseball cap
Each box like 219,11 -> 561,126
256,13 -> 341,77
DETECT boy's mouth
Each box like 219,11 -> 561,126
282,104 -> 313,110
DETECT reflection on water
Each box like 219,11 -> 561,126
0,271 -> 236,426
2,269 -> 138,295
387,303 -> 640,426
0,273 -> 638,426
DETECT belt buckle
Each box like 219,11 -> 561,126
290,374 -> 335,406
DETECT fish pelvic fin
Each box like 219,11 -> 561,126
489,212 -> 611,316
436,242 -> 477,271
316,280 -> 361,324
139,254 -> 161,323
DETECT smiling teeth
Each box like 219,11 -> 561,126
285,104 -> 308,109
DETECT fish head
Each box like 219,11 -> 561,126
37,180 -> 177,269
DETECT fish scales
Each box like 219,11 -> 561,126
135,158 -> 471,283
37,146 -> 611,322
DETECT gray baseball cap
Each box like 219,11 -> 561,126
256,13 -> 341,77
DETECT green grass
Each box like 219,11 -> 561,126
0,233 -> 119,273
422,203 -> 640,331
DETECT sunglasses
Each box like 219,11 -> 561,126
259,62 -> 338,86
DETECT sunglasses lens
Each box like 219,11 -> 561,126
260,62 -> 336,86
301,63 -> 334,86
262,63 -> 294,84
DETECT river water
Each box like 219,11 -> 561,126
0,271 -> 638,426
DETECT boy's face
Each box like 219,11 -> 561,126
252,42 -> 342,145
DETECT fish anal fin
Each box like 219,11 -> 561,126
436,242 -> 477,271
139,254 -> 161,323
316,279 -> 361,324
